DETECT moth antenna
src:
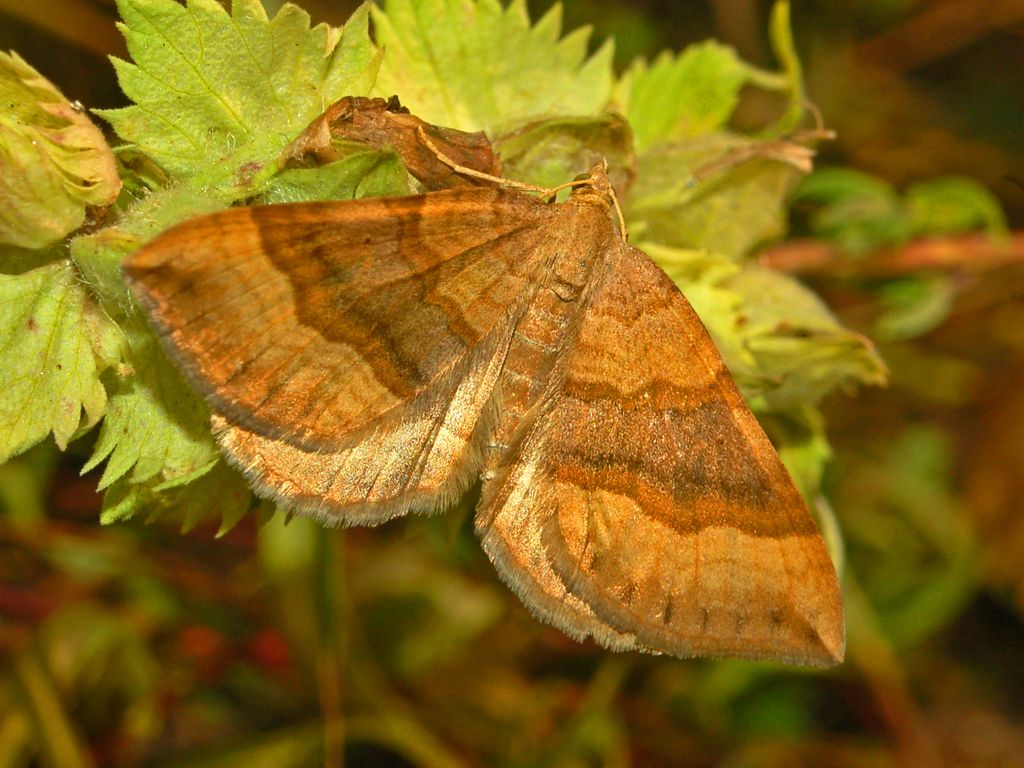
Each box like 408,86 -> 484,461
416,125 -> 543,192
416,126 -> 627,239
417,125 -> 588,198
609,186 -> 628,243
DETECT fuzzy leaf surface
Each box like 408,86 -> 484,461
615,42 -> 760,151
98,0 -> 378,189
261,149 -> 411,204
82,317 -> 218,491
627,134 -> 802,259
372,0 -> 613,132
0,261 -> 123,461
724,267 -> 888,410
99,459 -> 256,534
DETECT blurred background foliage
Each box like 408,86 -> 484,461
0,0 -> 1023,766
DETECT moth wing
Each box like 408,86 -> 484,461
210,313 -> 509,525
125,190 -> 554,524
477,457 -> 639,652
124,190 -> 552,449
479,243 -> 844,666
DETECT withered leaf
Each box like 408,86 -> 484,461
282,96 -> 502,191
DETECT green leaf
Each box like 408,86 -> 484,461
0,127 -> 85,250
493,113 -> 635,192
626,134 -> 802,259
83,317 -> 218,490
724,267 -> 888,410
614,8 -> 812,260
96,427 -> 258,534
70,185 -> 228,316
0,52 -> 120,248
0,261 -> 123,461
261,149 -> 411,204
98,0 -> 379,191
793,166 -> 897,205
614,1 -> 802,150
641,243 -> 886,409
758,407 -> 832,503
371,0 -> 614,132
795,170 -> 1009,255
794,168 -> 909,253
73,257 -> 257,530
176,460 -> 258,533
906,176 -> 1008,237
96,476 -> 147,524
874,275 -> 957,341
836,426 -> 978,647
615,43 -> 757,151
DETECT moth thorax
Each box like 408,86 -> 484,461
483,283 -> 583,476
546,212 -> 606,303
547,252 -> 593,302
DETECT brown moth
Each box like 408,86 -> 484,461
124,157 -> 844,667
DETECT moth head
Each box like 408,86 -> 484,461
569,161 -> 627,241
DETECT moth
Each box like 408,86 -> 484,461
124,104 -> 844,667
